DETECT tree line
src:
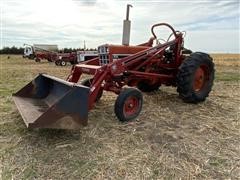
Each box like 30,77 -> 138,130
0,46 -> 24,54
0,46 -> 97,54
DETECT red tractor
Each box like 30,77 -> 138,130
54,51 -> 99,66
55,52 -> 77,66
13,6 -> 214,129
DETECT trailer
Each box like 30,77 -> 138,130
23,44 -> 58,62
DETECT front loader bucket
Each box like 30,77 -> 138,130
13,74 -> 90,129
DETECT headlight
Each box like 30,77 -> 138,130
59,56 -> 62,60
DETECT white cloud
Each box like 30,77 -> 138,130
185,29 -> 239,53
1,0 -> 239,53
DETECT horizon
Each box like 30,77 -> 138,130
1,0 -> 240,53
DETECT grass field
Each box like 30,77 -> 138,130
0,54 -> 239,179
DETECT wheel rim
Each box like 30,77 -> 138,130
193,65 -> 209,92
123,96 -> 139,117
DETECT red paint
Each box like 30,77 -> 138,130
123,96 -> 140,117
67,23 -> 186,110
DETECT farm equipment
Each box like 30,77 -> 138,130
55,52 -> 77,66
54,51 -> 98,66
13,5 -> 214,129
23,44 -> 58,62
77,50 -> 99,62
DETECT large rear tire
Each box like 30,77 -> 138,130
55,60 -> 60,66
114,88 -> 143,122
176,52 -> 214,103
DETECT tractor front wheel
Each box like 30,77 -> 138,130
114,88 -> 143,122
60,60 -> 67,66
176,52 -> 214,103
35,58 -> 40,62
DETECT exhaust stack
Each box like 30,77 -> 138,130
122,4 -> 132,46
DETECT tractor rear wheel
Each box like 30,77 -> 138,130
81,78 -> 103,102
137,81 -> 161,92
55,60 -> 60,66
176,52 -> 214,103
114,88 -> 143,122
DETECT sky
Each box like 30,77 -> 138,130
1,0 -> 239,53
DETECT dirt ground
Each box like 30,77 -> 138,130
0,54 -> 239,179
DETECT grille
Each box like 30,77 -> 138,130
98,46 -> 109,65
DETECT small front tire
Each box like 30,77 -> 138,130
114,88 -> 143,122
60,60 -> 66,66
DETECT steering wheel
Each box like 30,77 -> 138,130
151,23 -> 178,45
156,38 -> 166,45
